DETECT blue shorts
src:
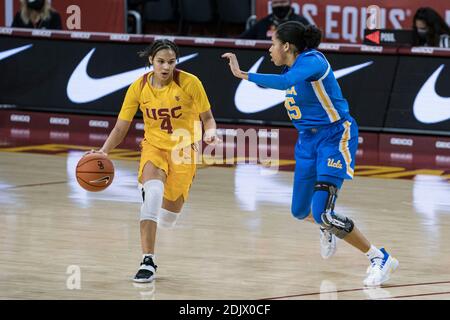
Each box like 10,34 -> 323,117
294,117 -> 359,181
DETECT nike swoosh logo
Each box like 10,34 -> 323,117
89,176 -> 111,184
413,64 -> 450,124
0,44 -> 33,61
235,58 -> 373,113
67,49 -> 198,103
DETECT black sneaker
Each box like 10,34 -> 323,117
133,256 -> 158,283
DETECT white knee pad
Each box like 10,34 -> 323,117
140,180 -> 164,222
158,208 -> 179,229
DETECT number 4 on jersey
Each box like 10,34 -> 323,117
160,118 -> 173,134
146,106 -> 182,134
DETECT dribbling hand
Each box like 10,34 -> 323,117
203,129 -> 221,145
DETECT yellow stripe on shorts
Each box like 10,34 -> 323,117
339,121 -> 354,178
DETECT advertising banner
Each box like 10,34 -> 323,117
0,35 -> 397,130
256,0 -> 450,44
0,0 -> 126,33
0,34 -> 449,135
385,55 -> 450,133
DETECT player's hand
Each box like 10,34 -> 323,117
222,53 -> 247,79
203,129 -> 221,145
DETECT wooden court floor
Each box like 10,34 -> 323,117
1,151 -> 450,300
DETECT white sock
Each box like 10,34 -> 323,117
365,245 -> 383,260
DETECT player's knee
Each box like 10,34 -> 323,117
140,180 -> 164,222
140,203 -> 158,222
321,211 -> 354,239
312,180 -> 353,238
291,203 -> 310,220
312,181 -> 338,224
312,199 -> 328,224
158,208 -> 179,228
312,210 -> 323,224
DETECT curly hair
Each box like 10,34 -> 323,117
275,21 -> 322,54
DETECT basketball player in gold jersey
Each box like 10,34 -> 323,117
90,39 -> 219,282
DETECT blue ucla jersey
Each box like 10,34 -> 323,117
248,49 -> 350,130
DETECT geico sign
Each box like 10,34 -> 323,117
436,141 -> 450,149
49,117 -> 70,125
289,4 -> 413,43
390,137 -> 413,146
10,114 -> 31,123
89,120 -> 109,128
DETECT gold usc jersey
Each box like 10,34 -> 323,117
118,69 -> 211,150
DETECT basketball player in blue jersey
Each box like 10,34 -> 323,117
222,21 -> 398,287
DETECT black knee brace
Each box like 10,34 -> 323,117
315,181 -> 354,239
321,211 -> 354,239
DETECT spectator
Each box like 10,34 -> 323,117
412,7 -> 450,48
11,0 -> 62,30
240,0 -> 310,40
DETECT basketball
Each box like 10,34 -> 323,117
76,153 -> 114,192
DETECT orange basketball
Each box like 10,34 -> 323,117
76,153 -> 114,192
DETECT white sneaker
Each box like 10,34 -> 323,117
364,248 -> 399,287
320,227 -> 337,259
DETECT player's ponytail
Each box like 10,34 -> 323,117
276,21 -> 322,54
303,25 -> 322,49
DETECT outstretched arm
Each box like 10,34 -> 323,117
222,52 -> 326,90
247,72 -> 305,90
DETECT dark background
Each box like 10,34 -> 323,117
385,56 -> 450,133
0,36 -> 449,135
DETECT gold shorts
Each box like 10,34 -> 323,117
138,141 -> 197,202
